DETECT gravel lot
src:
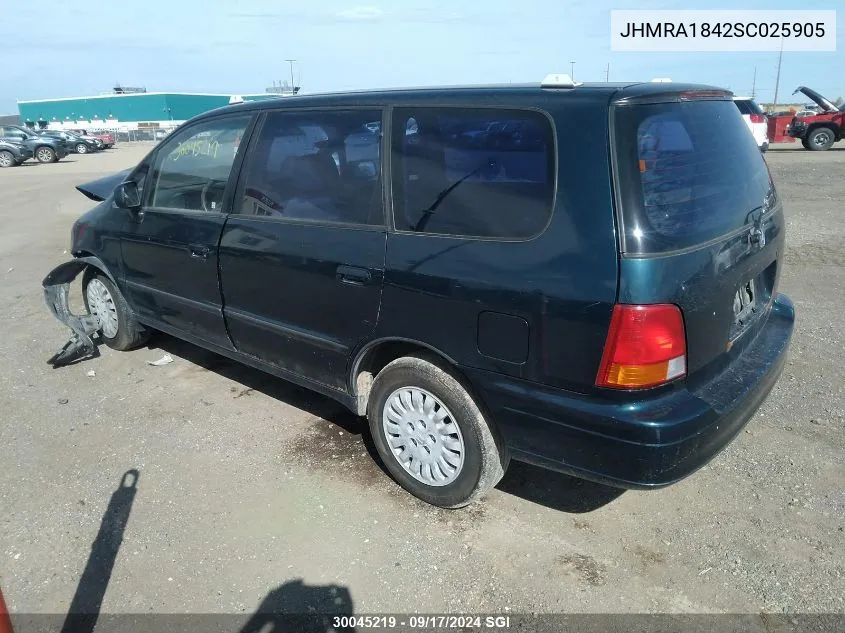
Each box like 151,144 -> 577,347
0,142 -> 842,623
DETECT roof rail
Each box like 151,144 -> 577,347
541,73 -> 581,89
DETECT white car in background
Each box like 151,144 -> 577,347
733,96 -> 769,152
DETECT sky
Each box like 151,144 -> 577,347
1,0 -> 841,113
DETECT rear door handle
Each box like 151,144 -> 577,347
336,265 -> 372,285
188,244 -> 210,259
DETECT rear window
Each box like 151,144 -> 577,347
613,99 -> 773,254
735,99 -> 764,116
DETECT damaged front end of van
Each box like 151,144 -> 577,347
43,169 -> 131,367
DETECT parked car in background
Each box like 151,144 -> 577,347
94,131 -> 115,148
733,96 -> 769,152
795,109 -> 819,118
43,78 -> 794,508
0,138 -> 33,167
39,130 -> 100,154
786,86 -> 843,151
64,130 -> 104,150
0,125 -> 68,163
70,129 -> 115,148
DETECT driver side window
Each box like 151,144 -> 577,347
148,115 -> 250,212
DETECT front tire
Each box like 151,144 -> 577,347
35,146 -> 56,163
82,271 -> 148,351
807,127 -> 835,151
367,355 -> 509,508
76,143 -> 88,154
0,150 -> 14,168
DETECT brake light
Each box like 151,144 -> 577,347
750,113 -> 766,124
596,304 -> 687,389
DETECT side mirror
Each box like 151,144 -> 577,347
114,181 -> 141,211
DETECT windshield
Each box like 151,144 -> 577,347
613,99 -> 773,254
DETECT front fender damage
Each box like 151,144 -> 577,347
43,259 -> 102,367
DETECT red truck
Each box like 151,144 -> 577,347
783,86 -> 843,151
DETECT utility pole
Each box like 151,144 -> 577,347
284,59 -> 297,94
772,39 -> 784,110
604,63 -> 610,82
570,61 -> 576,80
751,66 -> 757,99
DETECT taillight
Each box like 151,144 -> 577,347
750,113 -> 766,124
596,304 -> 687,389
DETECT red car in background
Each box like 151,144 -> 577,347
70,129 -> 115,149
785,86 -> 843,151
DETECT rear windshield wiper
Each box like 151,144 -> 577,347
413,159 -> 496,232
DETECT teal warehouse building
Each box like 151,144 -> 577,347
17,91 -> 283,132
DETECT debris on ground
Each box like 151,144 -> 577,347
86,370 -> 96,378
147,354 -> 174,367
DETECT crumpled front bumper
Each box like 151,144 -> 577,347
43,259 -> 101,367
786,121 -> 808,138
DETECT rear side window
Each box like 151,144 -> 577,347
391,107 -> 554,238
613,100 -> 773,254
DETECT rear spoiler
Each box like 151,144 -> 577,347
612,84 -> 733,106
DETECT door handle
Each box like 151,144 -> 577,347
188,244 -> 210,259
336,265 -> 372,285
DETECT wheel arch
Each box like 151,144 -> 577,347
350,338 -> 461,416
75,253 -> 120,287
806,121 -> 841,141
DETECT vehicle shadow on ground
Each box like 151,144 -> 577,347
145,333 -> 385,466
239,581 -> 357,633
147,333 -> 624,513
496,461 -> 624,513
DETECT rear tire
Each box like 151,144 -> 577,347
82,271 -> 148,351
0,150 -> 14,168
367,354 -> 509,508
35,146 -> 56,163
807,127 -> 835,151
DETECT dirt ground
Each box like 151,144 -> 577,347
0,142 -> 842,622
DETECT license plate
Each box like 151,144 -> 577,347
732,279 -> 757,327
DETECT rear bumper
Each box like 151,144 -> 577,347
465,293 -> 795,489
